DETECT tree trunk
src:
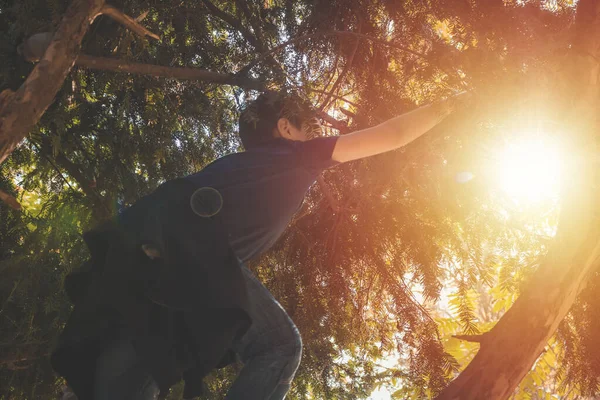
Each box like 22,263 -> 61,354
0,0 -> 106,165
435,1 -> 600,399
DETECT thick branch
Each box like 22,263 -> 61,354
0,189 -> 21,210
75,55 -> 265,90
0,0 -> 106,165
18,32 -> 264,90
99,5 -> 160,41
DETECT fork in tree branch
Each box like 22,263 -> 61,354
0,0 -> 160,210
18,6 -> 160,63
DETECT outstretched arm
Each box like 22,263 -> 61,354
331,94 -> 465,163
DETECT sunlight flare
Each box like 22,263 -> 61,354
496,136 -> 563,203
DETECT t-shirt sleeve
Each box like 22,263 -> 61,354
292,136 -> 340,171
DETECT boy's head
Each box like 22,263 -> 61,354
239,91 -> 322,149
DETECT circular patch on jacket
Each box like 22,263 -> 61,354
190,187 -> 223,217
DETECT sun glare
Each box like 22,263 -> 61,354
496,136 -> 563,204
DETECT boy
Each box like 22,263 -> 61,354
53,91 -> 463,400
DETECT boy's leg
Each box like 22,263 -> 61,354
93,338 -> 159,400
226,266 -> 303,400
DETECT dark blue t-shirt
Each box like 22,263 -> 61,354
185,137 -> 339,262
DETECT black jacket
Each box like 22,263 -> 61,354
51,179 -> 251,399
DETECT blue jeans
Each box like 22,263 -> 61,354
93,266 -> 302,400
226,266 -> 303,399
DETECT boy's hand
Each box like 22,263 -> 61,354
436,91 -> 473,116
332,91 -> 468,163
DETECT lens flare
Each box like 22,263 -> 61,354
497,137 -> 563,203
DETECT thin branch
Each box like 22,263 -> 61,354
111,10 -> 151,54
99,5 -> 160,41
36,137 -> 110,215
291,198 -> 323,226
0,89 -> 13,108
368,245 -> 440,334
453,333 -> 488,343
234,0 -> 265,46
0,189 -> 21,210
307,88 -> 358,108
30,142 -> 76,193
0,340 -> 48,347
75,55 -> 265,90
317,175 -> 340,212
0,353 -> 49,369
54,150 -> 111,216
202,0 -> 286,80
135,10 -> 149,22
201,0 -> 262,50
319,33 -> 360,111
325,211 -> 343,265
316,110 -> 349,133
315,51 -> 341,105
0,280 -> 19,315
335,31 -> 428,58
339,108 -> 357,119
236,30 -> 427,77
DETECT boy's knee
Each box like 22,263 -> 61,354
292,330 -> 302,364
280,328 -> 302,381
290,335 -> 302,368
284,322 -> 302,363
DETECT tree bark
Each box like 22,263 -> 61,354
0,0 -> 106,165
435,1 -> 600,399
0,189 -> 21,210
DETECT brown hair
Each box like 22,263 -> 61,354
238,91 -> 319,149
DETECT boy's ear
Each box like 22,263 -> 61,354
276,118 -> 291,137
